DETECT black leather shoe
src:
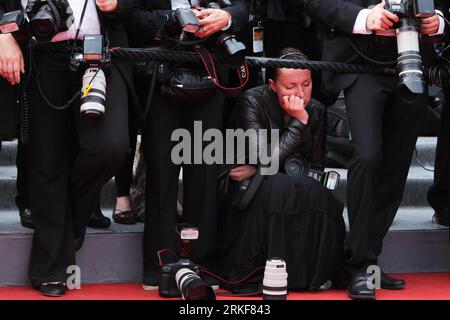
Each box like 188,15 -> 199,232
348,273 -> 376,300
87,205 -> 111,229
381,272 -> 406,290
19,208 -> 34,229
39,282 -> 67,297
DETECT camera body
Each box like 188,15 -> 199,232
159,258 -> 200,298
70,35 -> 111,120
284,155 -> 340,191
165,1 -> 246,66
0,0 -> 72,42
385,0 -> 435,19
205,1 -> 246,67
70,34 -> 111,71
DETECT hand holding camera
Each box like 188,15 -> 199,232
229,165 -> 256,182
194,8 -> 232,38
96,0 -> 118,13
281,95 -> 309,125
366,0 -> 399,32
0,33 -> 24,85
420,14 -> 439,35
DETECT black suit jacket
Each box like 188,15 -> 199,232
0,0 -> 136,47
126,0 -> 248,47
302,0 -> 443,95
0,1 -> 21,140
0,0 -> 139,139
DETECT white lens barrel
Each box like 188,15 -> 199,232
396,28 -> 420,53
263,259 -> 288,300
80,68 -> 107,119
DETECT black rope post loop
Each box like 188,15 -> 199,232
111,47 -> 398,76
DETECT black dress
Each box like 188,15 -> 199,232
215,86 -> 346,292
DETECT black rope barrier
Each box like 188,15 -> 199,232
111,47 -> 398,76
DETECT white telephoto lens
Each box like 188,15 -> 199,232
80,68 -> 107,119
263,258 -> 288,300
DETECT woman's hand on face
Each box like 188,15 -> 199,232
194,9 -> 231,38
281,95 -> 309,125
96,0 -> 118,12
229,165 -> 256,182
0,33 -> 25,85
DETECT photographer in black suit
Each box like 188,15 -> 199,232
126,0 -> 248,290
302,0 -> 445,299
428,1 -> 449,228
0,0 -> 135,296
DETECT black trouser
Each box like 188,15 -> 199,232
16,140 -> 29,211
26,49 -> 129,287
114,123 -> 138,198
343,74 -> 427,273
142,88 -> 223,284
427,89 -> 449,214
112,80 -> 147,199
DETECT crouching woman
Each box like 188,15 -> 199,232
216,48 -> 347,293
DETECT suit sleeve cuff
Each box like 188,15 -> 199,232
220,13 -> 232,31
353,9 -> 373,35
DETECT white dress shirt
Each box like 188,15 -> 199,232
353,8 -> 445,37
171,0 -> 200,9
21,0 -> 101,42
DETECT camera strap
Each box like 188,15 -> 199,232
194,46 -> 249,97
73,0 -> 89,46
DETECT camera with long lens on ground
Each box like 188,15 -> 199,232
0,0 -> 72,42
159,225 -> 216,300
284,155 -> 341,191
70,35 -> 111,120
385,0 -> 436,101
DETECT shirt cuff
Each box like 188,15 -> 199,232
352,9 -> 373,35
429,10 -> 445,36
221,16 -> 232,31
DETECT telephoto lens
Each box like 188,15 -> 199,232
175,268 -> 216,300
27,0 -> 72,43
80,68 -> 107,120
262,258 -> 288,300
395,17 -> 426,101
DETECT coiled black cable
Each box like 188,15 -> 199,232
143,62 -> 159,122
19,39 -> 35,145
345,38 -> 397,66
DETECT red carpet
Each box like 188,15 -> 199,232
1,273 -> 450,300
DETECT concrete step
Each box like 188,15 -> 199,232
0,207 -> 448,286
0,141 -> 17,167
0,165 -> 434,210
331,166 -> 434,208
0,210 -> 143,286
0,137 -> 437,210
0,137 -> 438,167
0,166 -> 117,211
410,137 -> 437,169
